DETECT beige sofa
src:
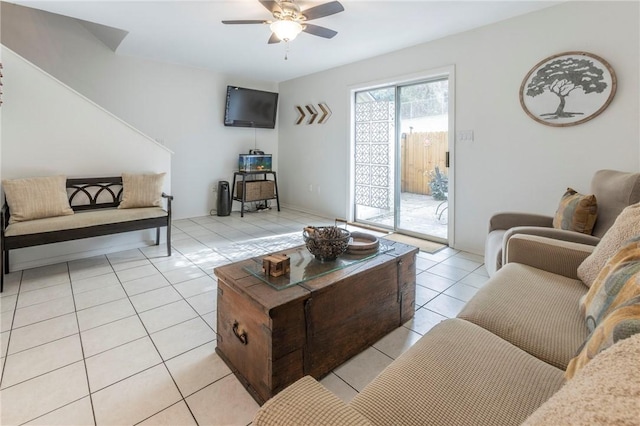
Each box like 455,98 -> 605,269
253,210 -> 640,425
484,169 -> 640,277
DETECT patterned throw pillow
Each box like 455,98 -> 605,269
565,296 -> 640,380
118,173 -> 166,209
580,236 -> 640,332
578,203 -> 640,288
552,188 -> 598,235
2,175 -> 74,224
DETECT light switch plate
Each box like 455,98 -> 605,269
457,130 -> 474,142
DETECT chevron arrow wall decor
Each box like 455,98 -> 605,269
295,105 -> 306,125
318,102 -> 332,124
305,104 -> 319,124
294,102 -> 332,125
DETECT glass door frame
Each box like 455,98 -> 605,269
348,66 -> 456,246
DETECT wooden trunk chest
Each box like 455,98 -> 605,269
215,241 -> 418,404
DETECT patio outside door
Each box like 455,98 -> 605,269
353,78 -> 449,243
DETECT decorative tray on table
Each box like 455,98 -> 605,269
346,232 -> 380,255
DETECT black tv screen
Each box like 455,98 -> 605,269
224,86 -> 279,129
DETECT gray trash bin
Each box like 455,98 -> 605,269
217,181 -> 231,216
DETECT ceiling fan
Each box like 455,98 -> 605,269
222,0 -> 345,44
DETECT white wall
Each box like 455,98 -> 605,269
1,46 -> 173,270
1,2 -> 279,219
3,1 -> 638,257
278,1 -> 640,254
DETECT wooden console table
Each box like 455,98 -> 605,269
214,240 -> 418,404
231,171 -> 280,217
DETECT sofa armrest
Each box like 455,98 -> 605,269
504,226 -> 601,246
488,212 -> 554,232
253,376 -> 372,426
505,234 -> 594,280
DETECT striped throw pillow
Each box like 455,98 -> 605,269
566,296 -> 640,380
552,188 -> 598,235
118,173 -> 166,209
580,236 -> 640,332
2,175 -> 74,224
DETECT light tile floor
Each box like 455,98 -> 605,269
0,208 -> 488,425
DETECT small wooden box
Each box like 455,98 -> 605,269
262,254 -> 291,277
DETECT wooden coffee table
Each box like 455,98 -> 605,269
214,239 -> 418,404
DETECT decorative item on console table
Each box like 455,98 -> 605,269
303,226 -> 350,260
239,154 -> 272,172
262,254 -> 291,277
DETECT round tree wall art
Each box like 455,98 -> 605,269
520,51 -> 616,127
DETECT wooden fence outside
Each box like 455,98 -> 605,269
400,131 -> 448,195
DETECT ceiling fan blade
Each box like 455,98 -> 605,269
222,20 -> 268,24
268,33 -> 281,44
302,1 -> 344,21
259,0 -> 280,14
303,23 -> 338,39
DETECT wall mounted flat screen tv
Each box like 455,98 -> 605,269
224,86 -> 279,129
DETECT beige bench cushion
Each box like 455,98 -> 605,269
458,263 -> 589,369
5,207 -> 167,237
351,318 -> 565,426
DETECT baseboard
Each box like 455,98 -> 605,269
8,229 -> 165,272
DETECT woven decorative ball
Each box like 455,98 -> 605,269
303,226 -> 351,261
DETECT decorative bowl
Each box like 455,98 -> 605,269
346,232 -> 380,255
303,226 -> 351,261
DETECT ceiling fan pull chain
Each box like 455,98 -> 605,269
285,40 -> 290,60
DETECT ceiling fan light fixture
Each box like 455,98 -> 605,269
270,19 -> 303,41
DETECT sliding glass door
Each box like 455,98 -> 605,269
354,86 -> 396,233
353,77 -> 450,243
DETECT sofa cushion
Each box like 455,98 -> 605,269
578,202 -> 640,288
253,376 -> 372,426
524,333 -> 640,425
581,236 -> 640,331
457,263 -> 588,369
2,175 -> 74,224
118,173 -> 165,209
4,207 -> 167,237
566,296 -> 640,380
350,319 -> 565,426
552,188 -> 598,235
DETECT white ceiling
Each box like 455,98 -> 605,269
15,0 -> 561,82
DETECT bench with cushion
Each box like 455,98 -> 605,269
1,174 -> 172,292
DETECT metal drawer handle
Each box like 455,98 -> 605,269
233,321 -> 248,345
